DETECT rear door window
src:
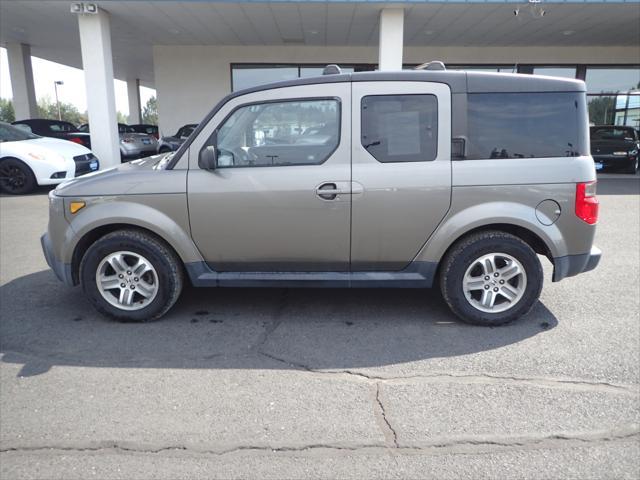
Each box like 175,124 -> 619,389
466,92 -> 587,159
361,94 -> 438,163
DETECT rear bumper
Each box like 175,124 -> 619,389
553,246 -> 602,282
593,155 -> 634,169
41,233 -> 74,286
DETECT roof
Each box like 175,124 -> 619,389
229,69 -> 587,97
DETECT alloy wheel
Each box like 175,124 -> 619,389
96,251 -> 159,311
462,252 -> 527,313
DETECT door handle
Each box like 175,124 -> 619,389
316,182 -> 345,200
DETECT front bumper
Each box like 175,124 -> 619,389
553,246 -> 602,282
41,233 -> 75,286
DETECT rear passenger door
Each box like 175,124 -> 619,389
351,82 -> 452,270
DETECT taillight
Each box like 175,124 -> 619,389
575,181 -> 599,225
69,137 -> 84,145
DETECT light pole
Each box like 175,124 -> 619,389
53,80 -> 64,120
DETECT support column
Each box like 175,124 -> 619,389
77,7 -> 120,168
6,43 -> 38,120
378,8 -> 404,71
127,78 -> 141,125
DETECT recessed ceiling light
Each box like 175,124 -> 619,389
562,30 -> 575,36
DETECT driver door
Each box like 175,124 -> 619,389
187,83 -> 351,272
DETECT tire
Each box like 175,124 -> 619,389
439,230 -> 543,326
80,229 -> 184,322
0,158 -> 37,195
624,156 -> 639,175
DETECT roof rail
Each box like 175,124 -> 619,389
322,64 -> 342,75
414,61 -> 446,71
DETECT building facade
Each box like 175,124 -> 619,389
1,0 -> 639,166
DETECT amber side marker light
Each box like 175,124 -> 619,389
69,201 -> 86,214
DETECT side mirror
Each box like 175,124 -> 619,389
198,145 -> 217,170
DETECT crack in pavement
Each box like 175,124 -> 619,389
375,383 -> 399,448
248,289 -> 289,353
2,347 -> 637,396
254,351 -> 640,395
2,429 -> 638,457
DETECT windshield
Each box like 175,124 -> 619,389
174,124 -> 197,138
48,121 -> 79,133
118,124 -> 136,133
0,123 -> 40,142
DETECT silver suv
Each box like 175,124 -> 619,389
41,68 -> 601,326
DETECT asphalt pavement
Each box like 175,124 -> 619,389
1,174 -> 639,479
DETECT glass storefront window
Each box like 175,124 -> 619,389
300,66 -> 354,78
533,67 -> 576,79
588,95 -> 617,125
585,67 -> 640,94
450,66 -> 515,73
232,66 -> 298,91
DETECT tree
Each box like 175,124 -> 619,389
588,96 -> 616,125
0,98 -> 15,123
36,96 -> 87,125
117,111 -> 128,124
141,96 -> 158,125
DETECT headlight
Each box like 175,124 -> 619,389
629,149 -> 638,156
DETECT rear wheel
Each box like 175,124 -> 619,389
0,158 -> 37,195
440,231 -> 543,326
80,229 -> 184,322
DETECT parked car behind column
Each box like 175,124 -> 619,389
157,123 -> 197,153
590,125 -> 639,174
130,124 -> 159,140
12,119 -> 92,149
79,123 -> 158,161
0,122 -> 98,194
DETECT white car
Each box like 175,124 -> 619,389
0,122 -> 99,194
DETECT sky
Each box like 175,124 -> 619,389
0,47 -> 155,117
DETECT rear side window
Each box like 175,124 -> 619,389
467,92 -> 587,159
361,95 -> 438,163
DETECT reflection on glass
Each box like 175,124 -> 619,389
361,95 -> 438,163
588,96 -> 616,125
585,68 -> 640,94
467,92 -> 587,159
533,67 -> 576,79
451,66 -> 515,73
217,100 -> 340,167
232,67 -> 298,91
588,93 -> 640,128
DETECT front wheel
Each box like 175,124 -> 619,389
80,229 -> 184,322
0,158 -> 37,195
439,231 -> 543,326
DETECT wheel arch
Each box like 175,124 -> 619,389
66,201 -> 203,285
